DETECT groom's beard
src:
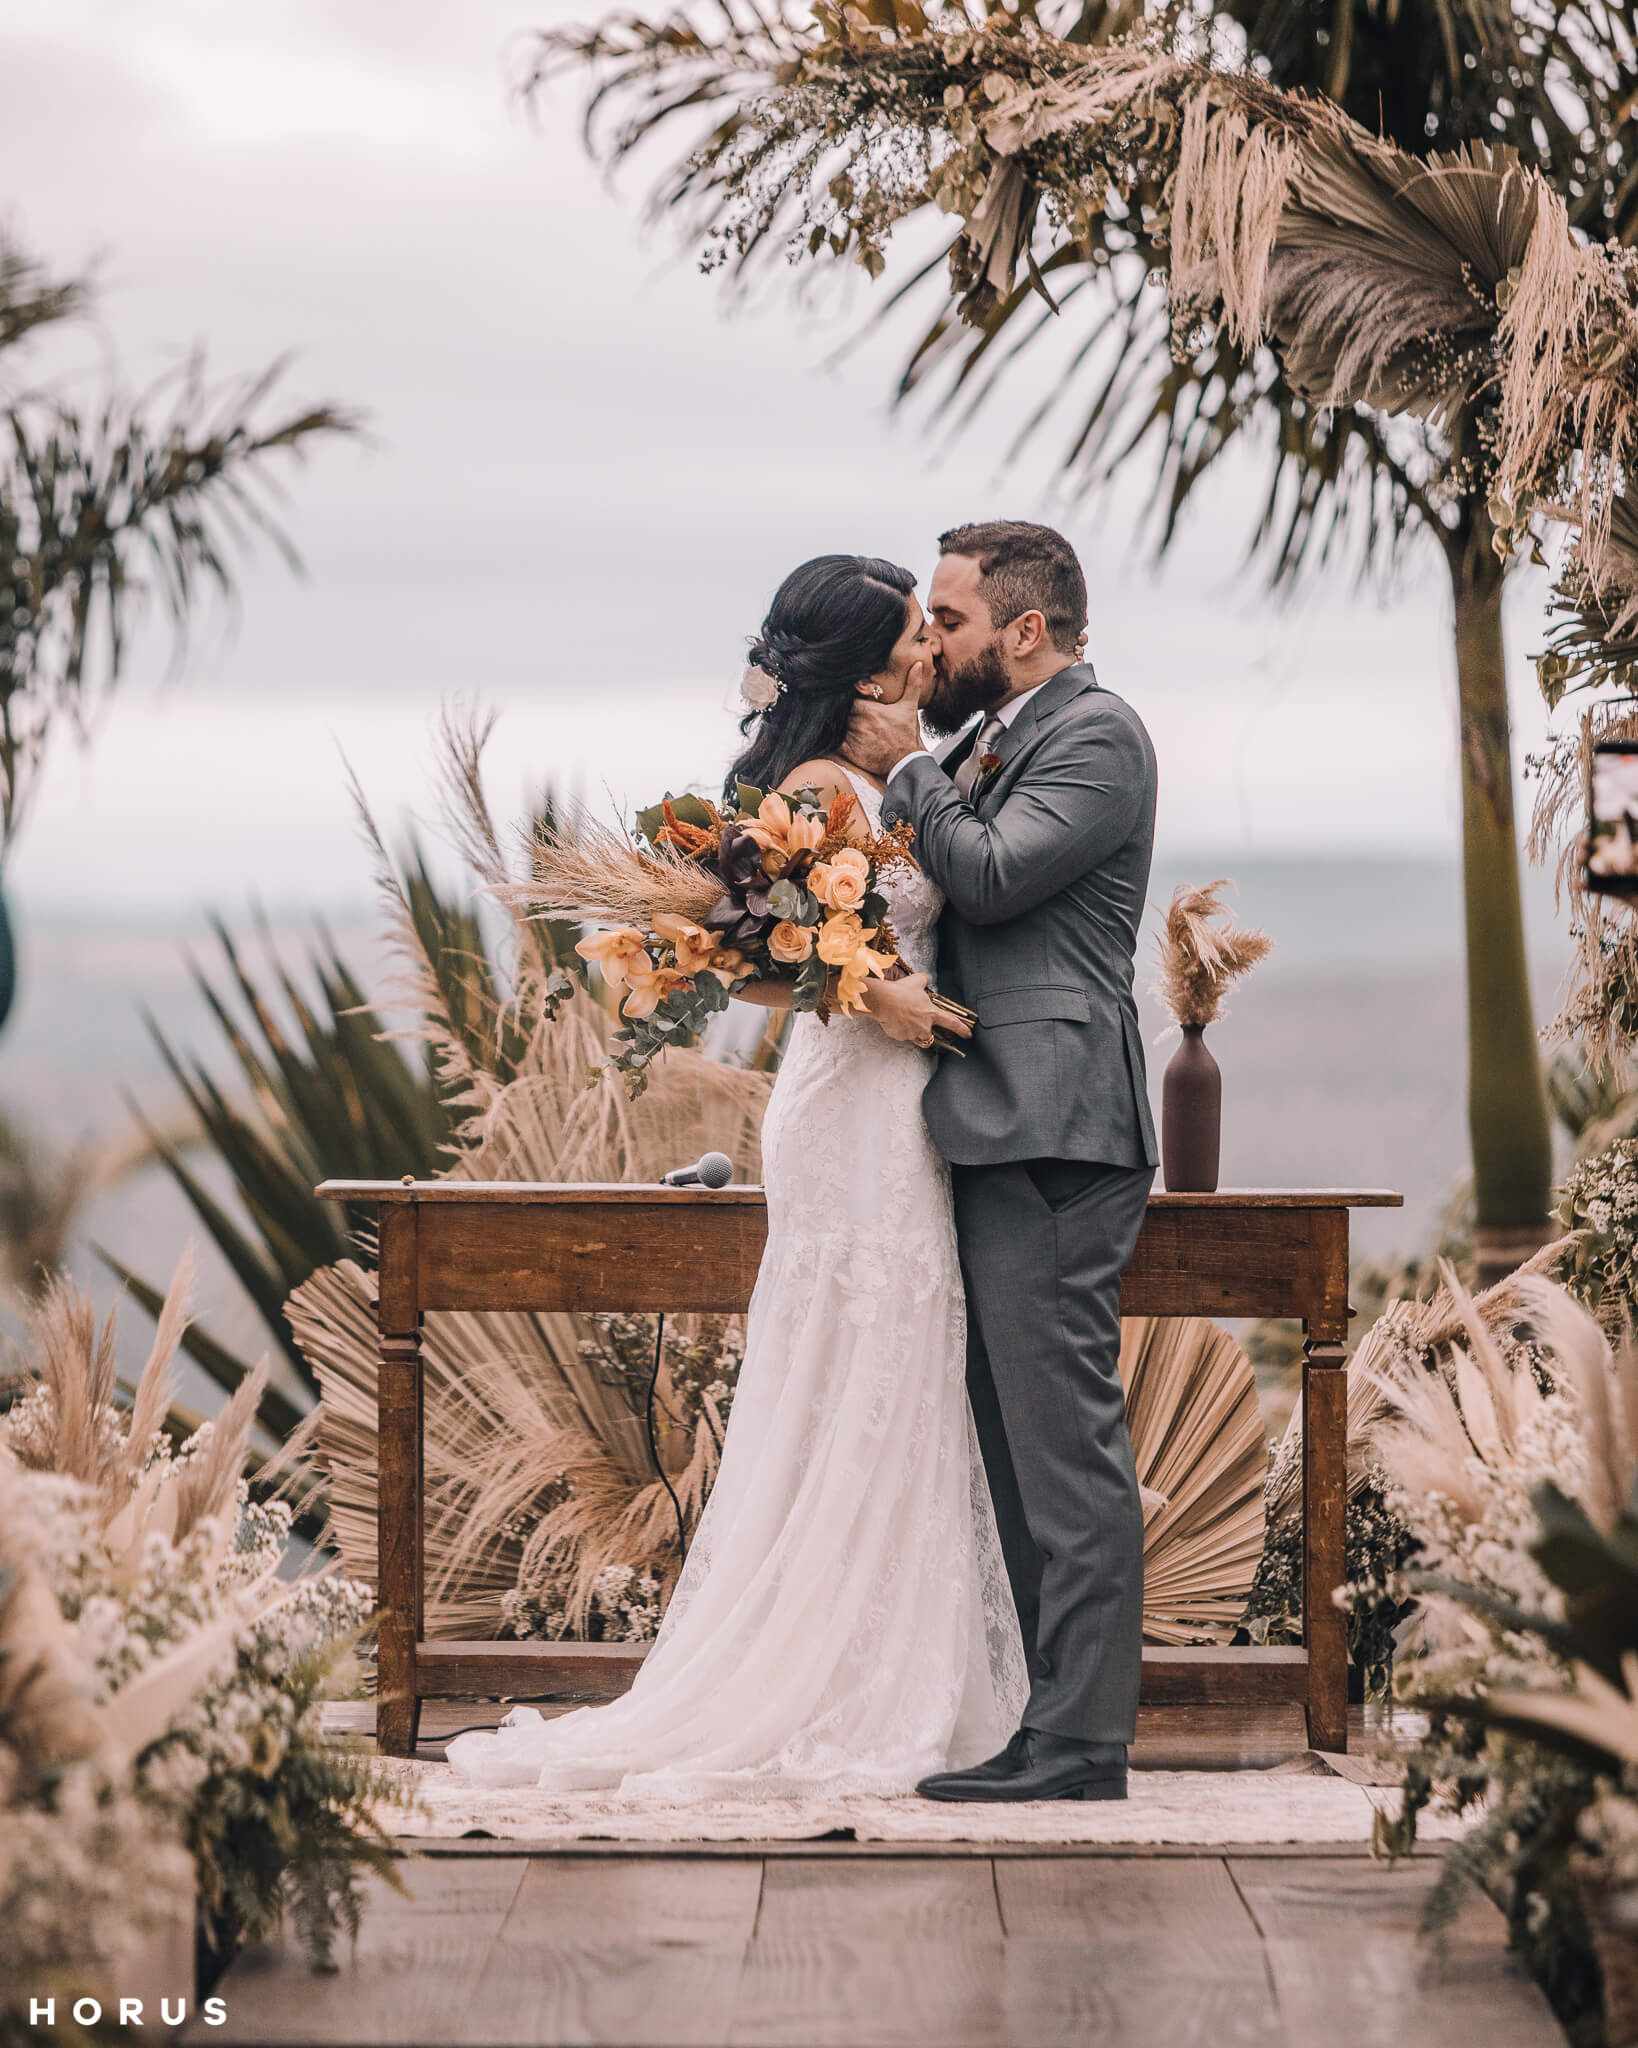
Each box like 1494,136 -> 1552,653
922,637 -> 1011,738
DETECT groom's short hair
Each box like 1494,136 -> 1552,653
938,521 -> 1087,656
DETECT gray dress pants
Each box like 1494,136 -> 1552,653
951,1156 -> 1154,1744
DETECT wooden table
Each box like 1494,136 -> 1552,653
315,1182 -> 1401,1758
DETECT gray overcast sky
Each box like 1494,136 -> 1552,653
3,0 -> 1571,914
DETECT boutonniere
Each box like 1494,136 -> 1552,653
974,749 -> 1003,786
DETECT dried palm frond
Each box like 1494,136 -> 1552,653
291,1042 -> 768,1637
1151,880 -> 1273,1030
1118,1316 -> 1266,1645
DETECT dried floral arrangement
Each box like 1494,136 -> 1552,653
1357,1261 -> 1638,2045
0,1251 -> 402,2030
1151,880 -> 1273,1031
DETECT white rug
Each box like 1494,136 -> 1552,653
371,1757 -> 1466,1847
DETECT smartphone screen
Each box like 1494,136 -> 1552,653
1588,740 -> 1638,894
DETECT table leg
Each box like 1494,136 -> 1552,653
377,1205 -> 422,1757
1302,1336 -> 1349,1752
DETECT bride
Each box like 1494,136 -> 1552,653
446,554 -> 1029,1797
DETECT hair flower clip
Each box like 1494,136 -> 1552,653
740,663 -> 784,711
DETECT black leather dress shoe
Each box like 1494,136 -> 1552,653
915,1728 -> 1128,1803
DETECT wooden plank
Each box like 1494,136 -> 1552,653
416,1639 -> 647,1699
995,1858 -> 1280,2047
1141,1646 -> 1308,1705
183,1860 -> 529,2045
730,1859 -> 1005,2047
317,1181 -> 1401,1208
1121,1205 -> 1346,1322
1229,1857 -> 1562,2048
457,1858 -> 762,2047
1302,1342 -> 1350,1753
995,1853 -> 1258,1940
410,1641 -> 1309,1710
416,1200 -> 768,1313
378,1200 -> 422,1758
1131,1702 -> 1311,1771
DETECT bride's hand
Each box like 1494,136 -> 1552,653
863,971 -> 971,1048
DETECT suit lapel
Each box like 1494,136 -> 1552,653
977,663 -> 1099,799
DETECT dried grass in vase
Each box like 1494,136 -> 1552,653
1153,879 -> 1273,1030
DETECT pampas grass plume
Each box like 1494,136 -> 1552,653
1153,879 -> 1273,1029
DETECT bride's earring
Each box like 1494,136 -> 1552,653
867,685 -> 884,699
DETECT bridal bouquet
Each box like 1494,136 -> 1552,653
527,780 -> 971,1092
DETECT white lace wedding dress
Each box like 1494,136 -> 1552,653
446,767 -> 1028,1798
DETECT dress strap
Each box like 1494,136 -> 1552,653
829,758 -> 884,821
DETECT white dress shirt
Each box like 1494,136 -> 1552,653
885,678 -> 1050,787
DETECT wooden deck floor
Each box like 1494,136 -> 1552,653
185,1701 -> 1561,2047
189,1845 -> 1560,2048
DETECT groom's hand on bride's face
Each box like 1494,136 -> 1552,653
846,682 -> 926,779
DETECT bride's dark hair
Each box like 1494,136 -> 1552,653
725,554 -> 917,803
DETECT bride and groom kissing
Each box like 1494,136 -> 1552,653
449,519 -> 1159,1805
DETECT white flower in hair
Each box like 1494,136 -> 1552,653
739,663 -> 783,711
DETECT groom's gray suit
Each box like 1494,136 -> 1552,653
880,661 -> 1158,1745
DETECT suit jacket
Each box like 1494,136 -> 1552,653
880,662 -> 1159,1169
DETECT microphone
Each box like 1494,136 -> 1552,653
661,1151 -> 734,1189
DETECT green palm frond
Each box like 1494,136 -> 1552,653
0,356 -> 360,847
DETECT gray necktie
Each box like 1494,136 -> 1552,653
953,714 -> 1006,799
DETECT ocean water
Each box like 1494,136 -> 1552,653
0,852 -> 1576,1418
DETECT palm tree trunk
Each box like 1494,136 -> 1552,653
1446,504 -> 1553,1286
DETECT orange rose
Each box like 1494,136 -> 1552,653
812,845 -> 871,910
652,913 -> 721,976
575,926 -> 652,990
768,920 -> 815,965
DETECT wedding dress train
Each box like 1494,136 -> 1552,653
446,766 -> 1028,1797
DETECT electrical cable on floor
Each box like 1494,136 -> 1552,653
646,1311 -> 688,1567
410,1321 -> 688,1753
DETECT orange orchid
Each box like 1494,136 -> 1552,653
575,926 -> 653,990
741,791 -> 796,853
816,910 -> 876,966
652,913 -> 722,976
786,811 -> 826,853
835,944 -> 893,1013
620,965 -> 690,1020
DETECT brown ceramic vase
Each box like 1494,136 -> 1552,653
1161,1023 -> 1221,1193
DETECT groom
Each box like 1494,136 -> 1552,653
847,520 -> 1158,1802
